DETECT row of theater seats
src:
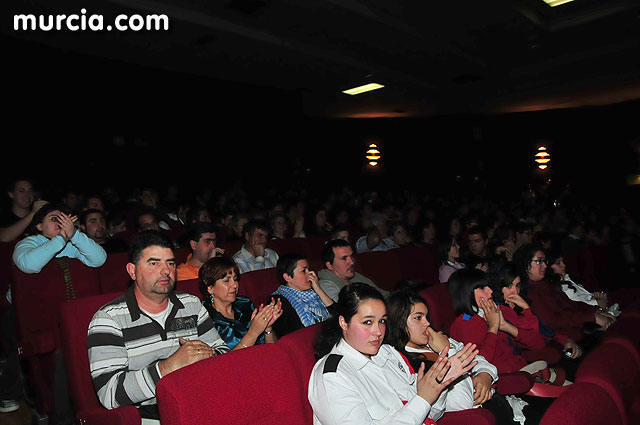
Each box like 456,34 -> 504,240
5,235 -> 439,418
59,288 -> 640,425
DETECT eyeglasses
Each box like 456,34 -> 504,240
531,258 -> 547,265
47,216 -> 60,223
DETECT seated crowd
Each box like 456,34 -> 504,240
0,177 -> 638,425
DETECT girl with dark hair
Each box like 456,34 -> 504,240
447,269 -> 550,377
488,261 -> 581,378
309,283 -> 477,425
512,244 -> 615,343
545,248 -> 620,317
199,257 -> 282,350
12,204 -> 106,274
437,236 -> 465,283
269,253 -> 335,338
384,290 -> 522,423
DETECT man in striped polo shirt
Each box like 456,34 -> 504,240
88,231 -> 229,424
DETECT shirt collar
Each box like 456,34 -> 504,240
333,338 -> 393,370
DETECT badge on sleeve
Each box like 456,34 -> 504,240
397,361 -> 405,374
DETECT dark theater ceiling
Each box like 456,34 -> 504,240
5,0 -> 640,119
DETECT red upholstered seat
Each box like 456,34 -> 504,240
356,250 -> 403,292
418,283 -> 456,334
575,338 -> 640,425
11,259 -> 102,414
237,268 -> 281,305
540,382 -> 623,425
221,239 -> 243,258
59,292 -> 141,424
396,245 -> 440,285
156,343 -> 309,425
277,322 -> 323,424
267,237 -> 313,258
174,278 -> 203,300
97,251 -> 131,293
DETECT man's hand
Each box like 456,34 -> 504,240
158,337 -> 213,376
32,200 -> 49,214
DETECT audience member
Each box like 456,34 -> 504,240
88,231 -> 229,422
200,256 -> 282,349
83,195 -> 105,212
80,209 -> 128,253
438,236 -> 465,283
385,290 -> 522,423
269,253 -> 335,337
0,179 -> 49,243
177,222 -> 223,281
12,204 -> 107,274
107,210 -> 128,236
309,283 -> 476,424
232,220 -> 279,273
136,209 -> 161,232
463,225 -> 494,271
269,212 -> 288,240
329,225 -> 350,242
355,212 -> 396,253
318,239 -> 389,302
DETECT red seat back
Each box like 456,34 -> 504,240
418,283 -> 455,334
238,268 -> 281,305
267,237 -> 312,258
10,259 -> 102,414
97,251 -> 131,294
540,382 -> 623,425
59,292 -> 141,424
575,339 -> 640,424
356,250 -> 402,291
174,278 -> 203,300
277,323 -> 323,424
157,343 -> 308,425
396,245 -> 439,285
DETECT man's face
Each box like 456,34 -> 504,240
246,228 -> 268,250
327,246 -> 356,280
191,232 -> 217,263
140,190 -> 158,207
9,180 -> 34,209
138,214 -> 160,232
517,229 -> 533,245
392,225 -> 410,246
468,233 -> 487,256
128,245 -> 176,299
82,212 -> 107,241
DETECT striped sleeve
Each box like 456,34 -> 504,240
87,309 -> 161,409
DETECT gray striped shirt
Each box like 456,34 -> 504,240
88,287 -> 229,416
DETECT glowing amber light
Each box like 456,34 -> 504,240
535,146 -> 550,169
366,143 -> 381,166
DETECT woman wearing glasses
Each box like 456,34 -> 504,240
512,244 -> 614,344
12,204 -> 106,274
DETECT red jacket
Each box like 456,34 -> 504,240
526,279 -> 595,341
449,313 -> 527,374
500,305 -> 569,349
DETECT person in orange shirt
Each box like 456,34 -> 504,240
177,222 -> 224,281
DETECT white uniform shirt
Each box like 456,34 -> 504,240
405,337 -> 498,412
308,339 -> 435,425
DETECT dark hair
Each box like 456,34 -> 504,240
6,178 -> 33,194
329,225 -> 349,240
314,283 -> 385,359
436,236 -> 457,265
135,208 -> 159,230
512,243 -> 545,284
107,210 -> 127,229
385,290 -> 431,351
186,222 -> 216,244
321,238 -> 352,266
198,256 -> 240,299
80,208 -> 105,227
276,253 -> 307,285
486,261 -> 528,306
466,225 -> 487,240
186,206 -> 210,226
242,219 -> 269,239
129,230 -> 175,265
448,268 -> 489,316
26,204 -> 64,236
